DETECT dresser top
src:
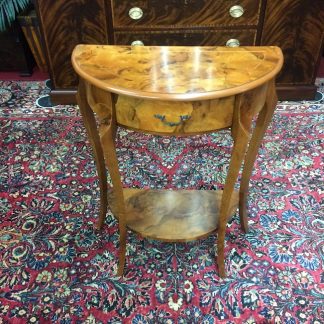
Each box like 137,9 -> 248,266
72,45 -> 283,100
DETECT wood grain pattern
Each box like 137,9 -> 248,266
115,95 -> 234,134
261,0 -> 324,85
112,0 -> 263,28
114,29 -> 257,46
80,82 -> 127,276
73,45 -> 282,277
36,0 -> 324,101
76,80 -> 108,230
36,0 -> 109,89
216,82 -> 272,277
72,45 -> 283,100
34,0 -> 324,104
18,10 -> 48,73
108,189 -> 239,241
239,79 -> 277,233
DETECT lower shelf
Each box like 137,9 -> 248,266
108,188 -> 239,242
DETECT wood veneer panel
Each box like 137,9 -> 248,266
108,189 -> 239,242
112,0 -> 263,28
261,0 -> 324,85
116,96 -> 234,133
36,0 -> 109,89
114,29 -> 257,46
72,45 -> 283,100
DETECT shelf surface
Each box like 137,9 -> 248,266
108,188 -> 239,242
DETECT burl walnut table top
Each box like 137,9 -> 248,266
72,45 -> 283,100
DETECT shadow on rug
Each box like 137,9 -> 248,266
0,80 -> 323,323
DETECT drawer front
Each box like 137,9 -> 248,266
112,0 -> 262,28
116,96 -> 235,134
114,29 -> 257,46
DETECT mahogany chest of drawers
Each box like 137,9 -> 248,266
35,0 -> 324,103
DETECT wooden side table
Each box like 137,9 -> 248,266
72,45 -> 283,277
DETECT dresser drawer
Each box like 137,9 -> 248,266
114,29 -> 257,46
112,0 -> 262,28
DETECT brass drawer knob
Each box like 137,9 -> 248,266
229,5 -> 244,18
131,40 -> 144,46
128,7 -> 143,20
226,39 -> 240,47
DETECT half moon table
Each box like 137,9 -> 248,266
72,45 -> 283,277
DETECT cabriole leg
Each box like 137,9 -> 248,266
239,79 -> 278,233
217,92 -> 254,278
76,79 -> 108,230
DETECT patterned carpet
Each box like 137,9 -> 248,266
0,80 -> 323,323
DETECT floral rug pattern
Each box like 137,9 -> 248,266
0,80 -> 323,323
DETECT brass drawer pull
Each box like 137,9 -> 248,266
226,39 -> 240,47
154,114 -> 191,127
128,7 -> 143,20
229,5 -> 244,18
131,40 -> 144,46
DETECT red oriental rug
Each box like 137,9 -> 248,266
0,80 -> 323,323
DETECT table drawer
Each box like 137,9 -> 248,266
116,96 -> 235,134
114,29 -> 257,46
112,0 -> 262,28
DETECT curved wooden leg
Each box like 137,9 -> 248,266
76,80 -> 108,230
217,91 -> 255,278
90,89 -> 127,276
78,82 -> 126,275
217,133 -> 250,277
101,127 -> 127,276
239,80 -> 278,233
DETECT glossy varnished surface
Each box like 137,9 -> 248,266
114,29 -> 257,47
108,189 -> 239,241
261,0 -> 324,85
116,95 -> 234,133
72,45 -> 283,100
36,0 -> 109,89
112,0 -> 262,28
74,44 -> 282,276
115,83 -> 267,134
37,0 -> 323,102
